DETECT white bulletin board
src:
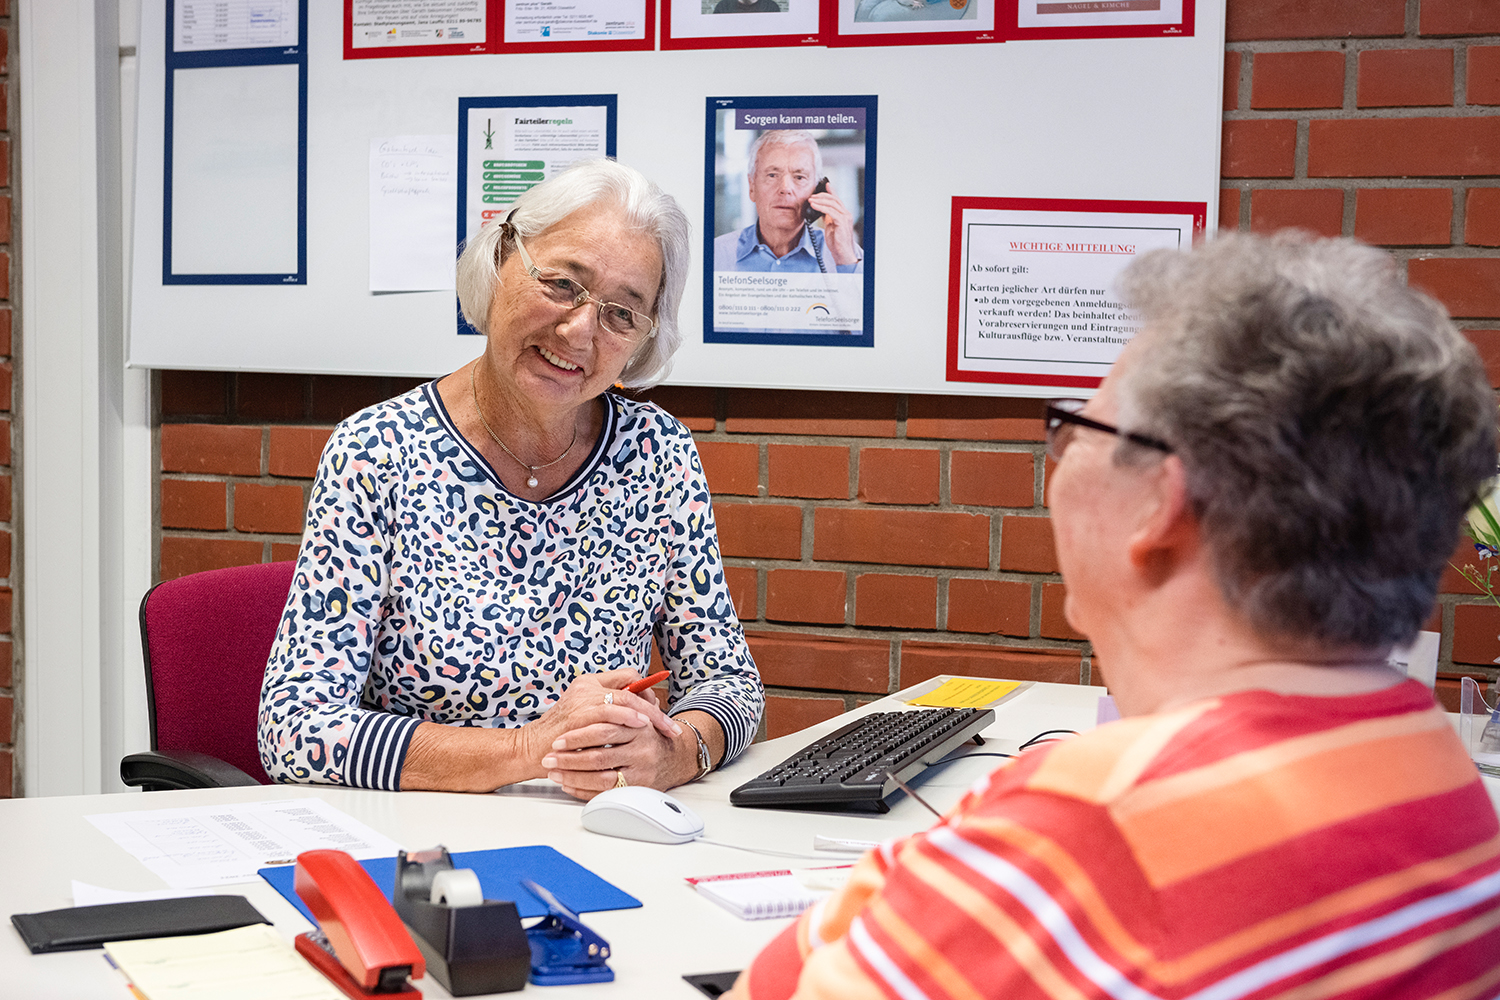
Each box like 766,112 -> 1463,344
128,2 -> 1226,398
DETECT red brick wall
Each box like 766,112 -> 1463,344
1223,0 -> 1500,710
149,0 -> 1500,749
158,374 -> 1088,741
156,373 -> 425,579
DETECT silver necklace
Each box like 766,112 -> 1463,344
469,364 -> 579,489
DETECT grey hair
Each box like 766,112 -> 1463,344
455,158 -> 690,388
748,129 -> 824,183
1112,231 -> 1496,649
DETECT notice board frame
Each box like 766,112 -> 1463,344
162,0 -> 309,286
128,2 -> 1229,399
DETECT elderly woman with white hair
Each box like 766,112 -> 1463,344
258,159 -> 763,798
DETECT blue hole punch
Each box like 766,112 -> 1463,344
522,878 -> 615,986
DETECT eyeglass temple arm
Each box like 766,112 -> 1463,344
1047,406 -> 1172,454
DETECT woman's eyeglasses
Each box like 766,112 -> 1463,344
508,228 -> 657,343
1044,399 -> 1173,461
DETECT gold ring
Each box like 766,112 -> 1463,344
615,770 -> 628,788
604,691 -> 614,706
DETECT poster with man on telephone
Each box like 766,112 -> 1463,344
704,96 -> 877,347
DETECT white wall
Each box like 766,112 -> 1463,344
18,0 -> 151,796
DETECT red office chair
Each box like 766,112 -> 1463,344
120,560 -> 296,790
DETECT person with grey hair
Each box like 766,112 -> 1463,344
1078,231 -> 1497,663
259,159 -> 763,799
713,129 -> 861,275
726,232 -> 1500,1000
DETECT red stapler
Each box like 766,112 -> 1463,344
293,849 -> 426,998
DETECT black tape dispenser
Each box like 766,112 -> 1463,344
393,847 -> 531,996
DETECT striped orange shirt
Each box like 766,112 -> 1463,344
741,680 -> 1500,1000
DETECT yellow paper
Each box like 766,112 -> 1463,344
105,924 -> 345,1000
907,678 -> 1021,709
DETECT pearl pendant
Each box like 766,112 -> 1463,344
527,475 -> 539,488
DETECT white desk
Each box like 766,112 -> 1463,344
0,679 -> 1098,998
4,680 -> 1493,998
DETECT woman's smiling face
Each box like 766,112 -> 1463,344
485,202 -> 663,415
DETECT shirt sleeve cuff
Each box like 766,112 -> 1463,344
671,693 -> 757,766
343,712 -> 421,790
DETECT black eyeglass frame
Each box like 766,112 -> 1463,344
1044,400 -> 1173,461
497,219 -> 658,343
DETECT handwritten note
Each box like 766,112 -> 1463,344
370,134 -> 458,291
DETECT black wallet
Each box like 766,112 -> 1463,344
684,971 -> 743,997
11,895 -> 270,954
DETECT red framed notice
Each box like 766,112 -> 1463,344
820,0 -> 1000,48
946,197 -> 1206,390
501,0 -> 657,52
1003,0 -> 1194,40
662,0 -> 820,50
344,0 -> 501,58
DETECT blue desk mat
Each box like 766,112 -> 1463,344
259,845 -> 641,925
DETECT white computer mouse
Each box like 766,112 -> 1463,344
580,786 -> 705,844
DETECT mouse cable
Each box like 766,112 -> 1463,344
697,837 -> 864,861
1017,728 -> 1079,750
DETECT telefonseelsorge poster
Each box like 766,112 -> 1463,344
704,95 -> 877,347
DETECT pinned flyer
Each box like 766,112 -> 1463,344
703,95 -> 878,349
946,197 -> 1205,391
1006,0 -> 1195,39
824,0 -> 999,47
662,0 -> 820,50
345,0 -> 498,58
455,95 -> 617,334
501,0 -> 656,52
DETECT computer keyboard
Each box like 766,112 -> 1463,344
729,707 -> 995,811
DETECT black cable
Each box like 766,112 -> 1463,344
872,730 -> 1082,814
1017,729 -> 1078,750
930,728 -> 1080,772
922,751 -> 1014,778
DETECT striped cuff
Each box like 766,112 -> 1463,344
344,712 -> 420,790
672,692 -> 757,766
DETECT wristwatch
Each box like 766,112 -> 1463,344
681,719 -> 712,781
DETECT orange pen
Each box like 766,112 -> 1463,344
626,670 -> 669,694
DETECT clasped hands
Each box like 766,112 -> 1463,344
532,668 -> 687,800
